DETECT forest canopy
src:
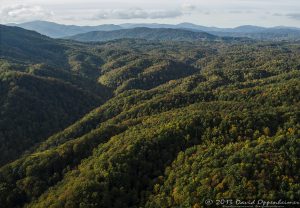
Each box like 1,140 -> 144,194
0,25 -> 299,208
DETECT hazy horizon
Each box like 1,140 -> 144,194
1,0 -> 300,28
6,20 -> 300,29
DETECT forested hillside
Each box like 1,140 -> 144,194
0,25 -> 112,165
0,25 -> 299,208
65,27 -> 220,42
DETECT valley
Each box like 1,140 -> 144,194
0,24 -> 299,208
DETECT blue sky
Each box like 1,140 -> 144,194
1,0 -> 300,27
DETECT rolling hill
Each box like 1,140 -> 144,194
0,25 -> 299,208
65,27 -> 219,42
209,27 -> 300,41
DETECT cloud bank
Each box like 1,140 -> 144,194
91,8 -> 183,20
1,0 -> 299,27
286,13 -> 300,20
0,4 -> 53,23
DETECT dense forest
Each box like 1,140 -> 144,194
65,27 -> 220,42
0,25 -> 299,208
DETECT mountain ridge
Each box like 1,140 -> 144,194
7,20 -> 122,38
7,20 -> 300,40
64,27 -> 220,42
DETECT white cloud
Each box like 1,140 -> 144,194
0,4 -> 53,23
0,0 -> 300,27
286,13 -> 300,20
181,3 -> 196,11
229,10 -> 254,14
90,8 -> 182,20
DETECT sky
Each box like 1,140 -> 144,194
1,0 -> 300,27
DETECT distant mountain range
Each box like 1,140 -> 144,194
7,21 -> 122,38
7,20 -> 300,41
65,27 -> 221,42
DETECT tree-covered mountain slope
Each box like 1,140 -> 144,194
0,25 -> 67,65
0,71 -> 103,165
0,26 -> 299,208
65,27 -> 219,42
0,25 -> 112,165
